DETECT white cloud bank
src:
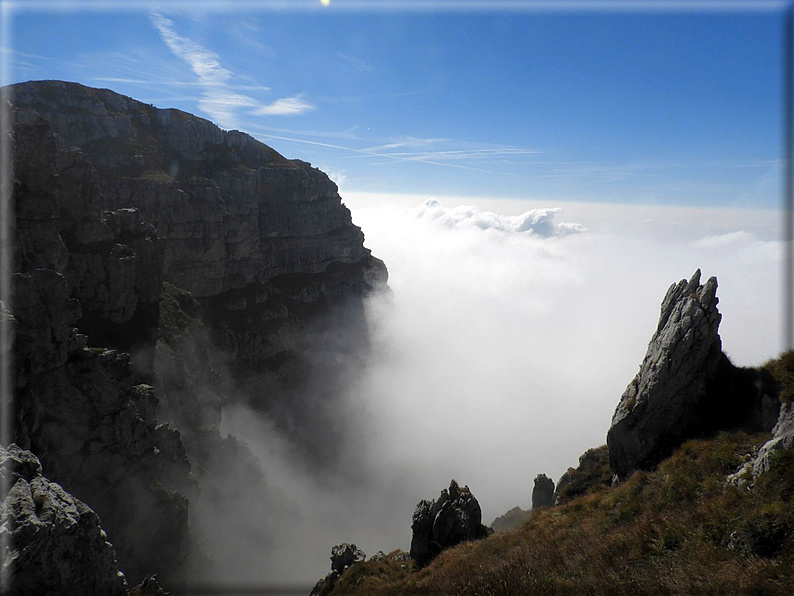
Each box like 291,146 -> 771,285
344,194 -> 784,528
411,198 -> 587,236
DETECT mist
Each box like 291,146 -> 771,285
200,194 -> 784,587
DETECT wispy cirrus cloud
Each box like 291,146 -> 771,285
228,20 -> 277,58
363,136 -> 449,152
367,147 -> 543,162
149,12 -> 314,127
250,131 -> 532,174
247,123 -> 364,141
337,51 -> 374,72
253,95 -> 315,116
149,12 -> 257,126
354,136 -> 544,169
92,77 -> 270,92
1,46 -> 49,73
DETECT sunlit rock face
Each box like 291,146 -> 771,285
0,445 -> 128,596
607,270 -> 777,480
752,402 -> 794,477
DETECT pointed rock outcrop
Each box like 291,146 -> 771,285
410,480 -> 490,567
531,473 -> 555,510
607,270 -> 773,479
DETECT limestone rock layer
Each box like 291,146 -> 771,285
607,270 -> 776,480
9,80 -> 380,299
0,445 -> 128,596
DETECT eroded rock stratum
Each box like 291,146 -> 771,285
607,270 -> 778,480
5,80 -> 388,588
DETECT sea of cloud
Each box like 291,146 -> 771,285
219,192 -> 785,586
344,193 -> 784,519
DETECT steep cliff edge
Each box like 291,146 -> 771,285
10,81 -> 387,414
10,103 -> 193,583
6,80 -> 388,586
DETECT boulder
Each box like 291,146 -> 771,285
531,473 -> 555,509
607,270 -> 771,479
128,575 -> 172,596
330,543 -> 366,574
410,480 -> 490,567
309,543 -> 366,596
0,445 -> 127,596
752,402 -> 794,477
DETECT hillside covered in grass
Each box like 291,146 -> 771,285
313,333 -> 794,595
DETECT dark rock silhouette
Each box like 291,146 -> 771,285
309,543 -> 366,596
531,473 -> 555,509
0,445 -> 127,596
554,446 -> 613,505
410,480 -> 490,567
330,543 -> 366,573
490,506 -> 531,533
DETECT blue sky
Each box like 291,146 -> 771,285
4,2 -> 786,208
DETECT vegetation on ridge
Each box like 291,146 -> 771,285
762,350 -> 794,403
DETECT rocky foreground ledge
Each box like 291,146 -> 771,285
0,444 -> 127,595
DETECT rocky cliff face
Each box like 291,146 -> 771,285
10,104 -> 193,583
10,80 -> 381,296
607,270 -> 778,480
6,80 -> 388,587
11,81 -> 386,386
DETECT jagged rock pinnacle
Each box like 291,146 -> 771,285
607,270 -> 723,479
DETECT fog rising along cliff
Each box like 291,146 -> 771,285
5,80 -> 387,589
